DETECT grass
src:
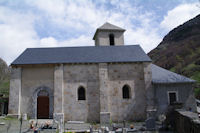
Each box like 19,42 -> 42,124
0,80 -> 9,98
0,80 -> 9,89
170,67 -> 176,72
176,55 -> 183,62
3,116 -> 17,120
191,71 -> 200,82
183,63 -> 197,72
191,71 -> 200,98
194,88 -> 200,98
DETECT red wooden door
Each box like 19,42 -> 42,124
37,96 -> 49,119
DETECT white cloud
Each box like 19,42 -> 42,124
4,0 -> 194,64
40,37 -> 58,47
40,35 -> 94,48
0,6 -> 39,64
161,2 -> 200,32
125,28 -> 162,53
28,0 -> 108,31
30,0 -> 66,16
37,0 -> 161,52
59,35 -> 94,47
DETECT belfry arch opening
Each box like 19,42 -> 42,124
109,34 -> 115,46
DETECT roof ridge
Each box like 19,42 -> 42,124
25,45 -> 140,49
98,22 -> 125,30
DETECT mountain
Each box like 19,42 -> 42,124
0,58 -> 10,98
148,14 -> 200,99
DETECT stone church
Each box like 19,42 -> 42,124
8,22 -> 196,123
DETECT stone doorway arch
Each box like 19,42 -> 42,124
32,86 -> 53,119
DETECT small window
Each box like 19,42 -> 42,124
78,87 -> 86,100
109,34 -> 115,46
122,85 -> 131,99
168,92 -> 177,105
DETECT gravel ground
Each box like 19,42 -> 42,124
0,117 -> 174,133
0,118 -> 57,133
64,122 -> 174,133
0,118 -> 29,133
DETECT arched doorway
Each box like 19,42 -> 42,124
32,86 -> 53,119
37,90 -> 49,119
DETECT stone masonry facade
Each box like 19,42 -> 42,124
8,62 -> 151,123
8,22 -> 196,124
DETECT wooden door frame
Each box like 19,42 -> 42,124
37,95 -> 49,119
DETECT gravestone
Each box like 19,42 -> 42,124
145,117 -> 156,130
23,114 -> 27,120
127,128 -> 138,132
54,113 -> 64,133
100,112 -> 110,125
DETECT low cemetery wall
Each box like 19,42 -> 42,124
174,110 -> 200,133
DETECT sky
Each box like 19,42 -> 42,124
0,0 -> 200,65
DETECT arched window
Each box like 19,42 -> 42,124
109,34 -> 115,46
122,85 -> 131,99
78,86 -> 86,100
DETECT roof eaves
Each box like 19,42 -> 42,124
152,80 -> 196,84
10,48 -> 29,66
11,60 -> 152,66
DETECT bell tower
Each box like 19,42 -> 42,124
93,22 -> 126,46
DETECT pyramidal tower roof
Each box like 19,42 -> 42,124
93,22 -> 125,40
98,22 -> 125,30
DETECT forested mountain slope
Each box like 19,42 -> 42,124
148,14 -> 200,98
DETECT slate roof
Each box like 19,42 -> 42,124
98,22 -> 125,31
151,64 -> 195,83
93,22 -> 125,40
11,45 -> 151,65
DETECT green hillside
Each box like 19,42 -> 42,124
0,58 -> 10,99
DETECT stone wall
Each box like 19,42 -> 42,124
20,65 -> 54,118
108,62 -> 147,122
154,83 -> 196,116
143,63 -> 153,109
99,63 -> 110,124
63,64 -> 100,122
95,31 -> 124,46
8,67 -> 21,117
9,62 -> 150,122
54,64 -> 64,114
62,62 -> 148,122
174,110 -> 200,133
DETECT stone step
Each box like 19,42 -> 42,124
65,123 -> 90,130
29,119 -> 56,128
